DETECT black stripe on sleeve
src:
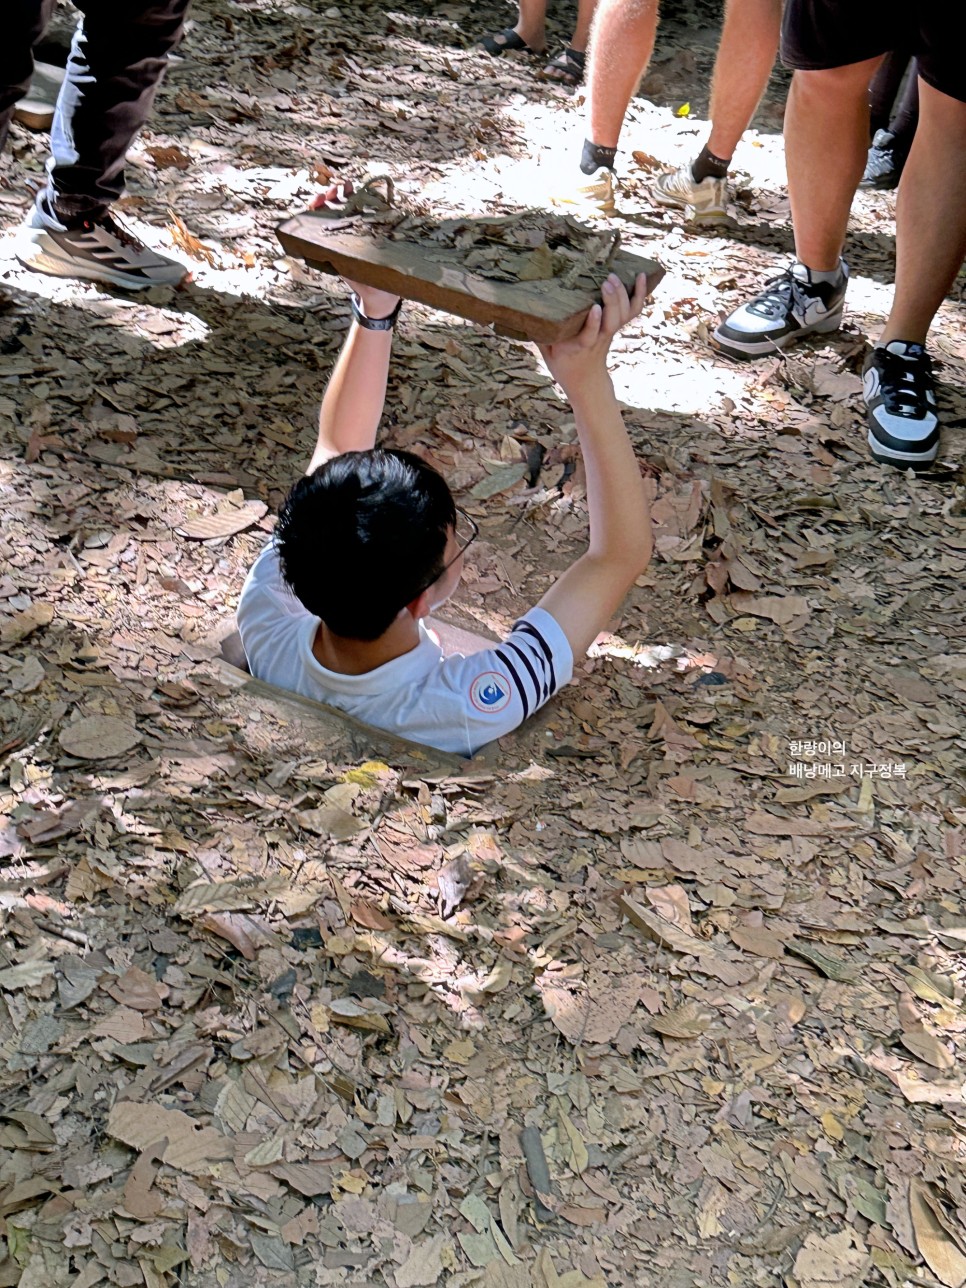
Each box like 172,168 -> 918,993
525,643 -> 551,701
504,640 -> 542,710
494,649 -> 529,721
513,621 -> 556,696
513,637 -> 548,702
512,621 -> 550,684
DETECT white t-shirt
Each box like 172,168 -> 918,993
236,542 -> 573,757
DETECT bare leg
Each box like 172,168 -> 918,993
881,77 -> 966,345
705,0 -> 782,160
585,0 -> 659,150
570,0 -> 598,53
785,58 -> 882,271
515,0 -> 548,52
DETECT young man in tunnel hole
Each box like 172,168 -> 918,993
237,221 -> 655,757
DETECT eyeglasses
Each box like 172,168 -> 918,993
452,507 -> 479,560
438,506 -> 479,578
414,506 -> 479,598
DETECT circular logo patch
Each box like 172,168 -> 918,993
469,671 -> 512,714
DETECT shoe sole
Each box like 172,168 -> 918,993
13,61 -> 64,130
711,308 -> 843,359
684,206 -> 728,223
867,430 -> 938,470
13,104 -> 55,130
549,189 -> 615,216
17,243 -> 186,291
652,184 -> 726,220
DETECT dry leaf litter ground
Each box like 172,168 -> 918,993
1,1 -> 965,1286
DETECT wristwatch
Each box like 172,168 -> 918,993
351,292 -> 402,330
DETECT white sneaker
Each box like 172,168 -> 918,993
712,262 -> 848,359
652,164 -> 727,219
17,208 -> 187,290
549,167 -> 616,216
864,342 -> 940,468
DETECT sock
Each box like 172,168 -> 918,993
580,139 -> 616,176
690,144 -> 730,183
792,260 -> 844,286
41,194 -> 94,231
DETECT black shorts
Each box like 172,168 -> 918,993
781,0 -> 966,103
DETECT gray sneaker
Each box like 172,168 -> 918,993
859,129 -> 906,191
712,261 -> 848,359
549,166 -> 616,216
652,163 -> 727,219
18,208 -> 187,290
863,342 -> 940,469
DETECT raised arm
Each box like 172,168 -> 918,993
306,279 -> 402,474
534,273 -> 654,659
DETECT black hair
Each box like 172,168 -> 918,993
275,449 -> 457,641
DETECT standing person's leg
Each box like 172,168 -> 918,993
584,0 -> 659,156
551,0 -> 658,211
18,0 -> 190,288
705,0 -> 783,165
868,50 -> 909,136
46,0 -> 189,225
480,0 -> 548,57
785,60 -> 880,271
882,77 -> 966,321
514,0 -> 548,51
888,64 -> 920,153
712,58 -> 876,356
570,0 -> 597,55
542,0 -> 599,87
863,76 -> 966,466
0,0 -> 53,153
862,56 -> 919,189
652,0 -> 781,217
712,0 -> 895,359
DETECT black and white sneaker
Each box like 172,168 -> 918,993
863,341 -> 940,468
17,208 -> 187,290
712,261 -> 848,358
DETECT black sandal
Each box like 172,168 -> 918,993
479,27 -> 538,57
540,47 -> 586,85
